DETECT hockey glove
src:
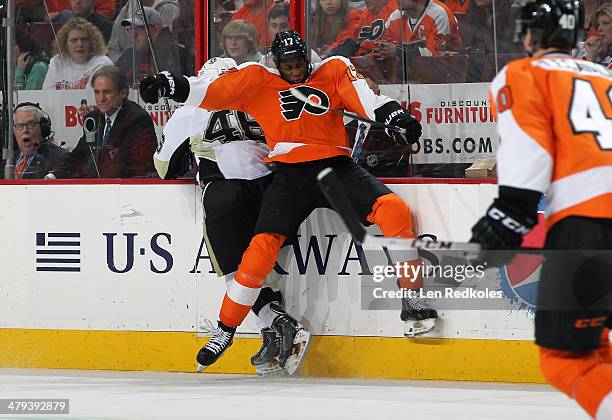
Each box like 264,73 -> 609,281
470,199 -> 536,250
385,110 -> 422,145
139,71 -> 190,104
469,200 -> 537,268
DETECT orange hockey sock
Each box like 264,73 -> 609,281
366,193 -> 415,238
540,346 -> 612,418
219,233 -> 285,327
366,193 -> 421,289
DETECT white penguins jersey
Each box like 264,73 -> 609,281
155,105 -> 271,182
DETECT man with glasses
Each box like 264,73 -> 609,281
12,103 -> 68,180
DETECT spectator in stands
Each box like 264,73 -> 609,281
375,0 -> 461,58
220,19 -> 262,64
53,0 -> 113,42
69,66 -> 158,178
259,5 -> 323,67
116,7 -> 194,83
441,0 -> 469,15
173,0 -> 196,58
311,0 -> 361,57
14,0 -> 48,22
582,4 -> 612,68
15,30 -> 49,90
43,0 -> 117,21
43,17 -> 112,90
13,102 -> 69,179
107,0 -> 180,62
231,0 -> 275,47
325,0 -> 396,57
460,0 -> 519,81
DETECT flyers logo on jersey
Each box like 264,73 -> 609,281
279,86 -> 330,121
358,19 -> 385,43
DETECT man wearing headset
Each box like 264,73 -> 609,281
13,102 -> 69,180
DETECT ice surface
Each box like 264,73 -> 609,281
0,369 -> 589,420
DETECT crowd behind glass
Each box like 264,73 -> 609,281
1,0 -> 611,180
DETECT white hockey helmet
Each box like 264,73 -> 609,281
197,57 -> 237,79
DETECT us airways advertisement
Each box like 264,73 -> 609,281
0,183 -> 536,339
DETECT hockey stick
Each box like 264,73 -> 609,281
351,122 -> 369,162
317,167 -> 482,251
288,87 -> 406,134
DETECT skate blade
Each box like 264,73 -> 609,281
285,329 -> 312,376
196,363 -> 207,372
403,318 -> 436,338
255,360 -> 285,376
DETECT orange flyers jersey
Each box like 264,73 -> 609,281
384,0 -> 461,56
324,9 -> 363,53
348,1 -> 398,55
184,56 -> 394,163
490,54 -> 612,228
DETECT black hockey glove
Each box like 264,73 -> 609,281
139,71 -> 190,104
385,110 -> 422,145
471,199 -> 536,250
469,200 -> 537,268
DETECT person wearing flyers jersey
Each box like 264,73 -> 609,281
378,0 -> 462,57
470,0 -> 612,418
154,57 -> 309,375
139,30 -> 428,372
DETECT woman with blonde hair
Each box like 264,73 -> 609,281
43,17 -> 113,90
220,19 -> 262,65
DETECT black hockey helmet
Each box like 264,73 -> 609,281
271,30 -> 312,81
514,0 -> 584,51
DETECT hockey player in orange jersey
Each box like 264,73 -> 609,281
140,30 -> 430,371
470,0 -> 612,418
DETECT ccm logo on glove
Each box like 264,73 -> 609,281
487,207 -> 532,234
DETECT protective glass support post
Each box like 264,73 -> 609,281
3,0 -> 15,180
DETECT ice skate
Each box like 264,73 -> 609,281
400,296 -> 437,338
196,321 -> 235,372
251,327 -> 283,376
271,313 -> 311,376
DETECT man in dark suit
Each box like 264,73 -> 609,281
13,102 -> 69,180
70,65 -> 158,178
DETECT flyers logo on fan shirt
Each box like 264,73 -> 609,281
358,19 -> 385,43
279,86 -> 330,121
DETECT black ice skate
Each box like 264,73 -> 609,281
196,321 -> 235,372
271,313 -> 311,376
251,327 -> 283,376
400,296 -> 437,337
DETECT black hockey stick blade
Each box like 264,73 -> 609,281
289,87 -> 406,134
317,167 -> 481,251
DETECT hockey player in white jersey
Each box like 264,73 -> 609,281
154,57 -> 311,375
